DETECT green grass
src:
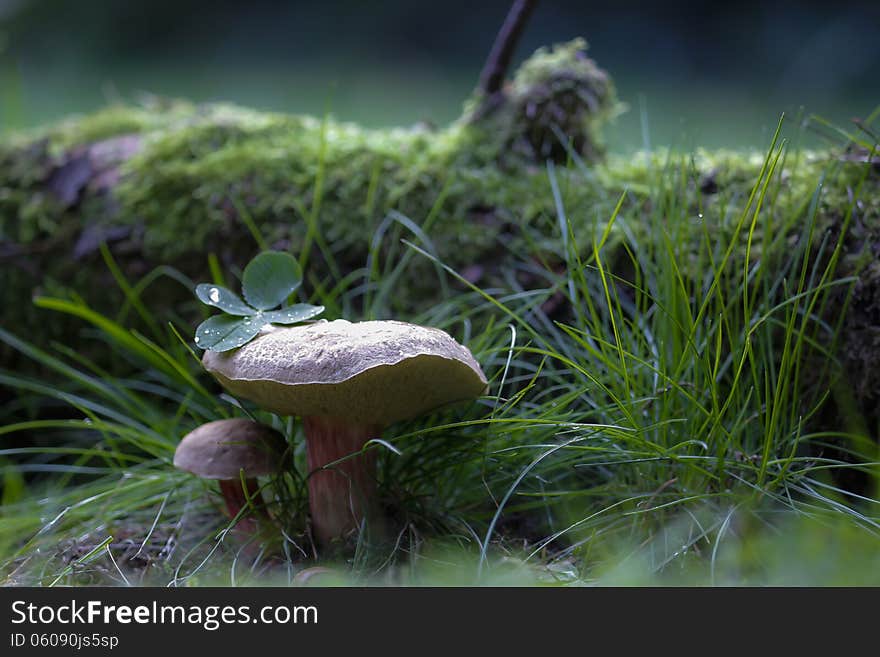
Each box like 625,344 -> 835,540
1,115 -> 878,586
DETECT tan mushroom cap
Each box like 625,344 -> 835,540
174,418 -> 287,479
202,319 -> 488,426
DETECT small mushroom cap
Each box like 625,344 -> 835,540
174,418 -> 287,479
202,319 -> 488,426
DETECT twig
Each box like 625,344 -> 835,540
476,0 -> 538,111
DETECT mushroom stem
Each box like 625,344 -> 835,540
218,478 -> 262,536
303,415 -> 383,546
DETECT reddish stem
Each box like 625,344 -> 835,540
303,415 -> 383,546
218,478 -> 262,536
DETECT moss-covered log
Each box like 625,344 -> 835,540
1,40 -> 621,341
1,39 -> 878,433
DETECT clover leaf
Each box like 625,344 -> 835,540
195,314 -> 264,352
194,251 -> 324,352
242,250 -> 304,310
195,284 -> 254,316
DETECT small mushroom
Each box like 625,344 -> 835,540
202,319 -> 487,546
174,418 -> 288,534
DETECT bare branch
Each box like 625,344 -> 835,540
478,0 -> 538,97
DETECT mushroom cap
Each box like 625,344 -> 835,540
174,418 -> 288,479
202,319 -> 488,426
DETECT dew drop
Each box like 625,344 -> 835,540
209,287 -> 220,303
194,336 -> 200,343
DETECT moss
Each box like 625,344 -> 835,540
0,41 -> 621,261
461,38 -> 622,166
44,104 -> 176,152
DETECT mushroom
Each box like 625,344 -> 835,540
174,418 -> 288,535
202,319 -> 488,546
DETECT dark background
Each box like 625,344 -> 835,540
1,0 -> 878,150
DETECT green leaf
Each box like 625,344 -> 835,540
262,304 -> 325,325
195,314 -> 264,352
241,251 -> 302,310
195,283 -> 255,315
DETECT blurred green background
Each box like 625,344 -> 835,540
0,0 -> 877,151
